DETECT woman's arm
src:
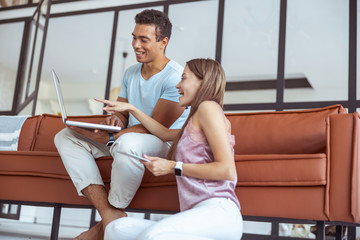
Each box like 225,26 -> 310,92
95,98 -> 179,141
142,101 -> 236,181
181,101 -> 236,181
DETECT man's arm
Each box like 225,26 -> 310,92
68,97 -> 184,144
113,98 -> 185,140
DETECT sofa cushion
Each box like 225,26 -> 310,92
235,153 -> 326,186
18,115 -> 42,151
226,104 -> 344,154
0,151 -> 323,191
33,114 -> 107,152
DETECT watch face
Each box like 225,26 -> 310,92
175,167 -> 182,176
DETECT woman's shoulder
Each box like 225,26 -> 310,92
193,101 -> 224,125
196,101 -> 231,134
197,101 -> 223,114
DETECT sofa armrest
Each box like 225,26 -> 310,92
328,112 -> 360,223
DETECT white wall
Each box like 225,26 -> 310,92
36,79 -> 105,116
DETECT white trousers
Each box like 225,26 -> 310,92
104,198 -> 243,240
54,128 -> 170,208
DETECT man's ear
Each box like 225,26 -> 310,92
160,37 -> 169,50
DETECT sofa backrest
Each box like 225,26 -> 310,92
19,105 -> 345,154
226,104 -> 345,154
22,114 -> 107,152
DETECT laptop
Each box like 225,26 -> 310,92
52,70 -> 121,132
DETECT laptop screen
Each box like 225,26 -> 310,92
52,70 -> 67,123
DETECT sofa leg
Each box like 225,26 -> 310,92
50,203 -> 62,240
335,225 -> 343,240
316,221 -> 325,240
144,212 -> 151,220
347,226 -> 356,240
270,221 -> 279,238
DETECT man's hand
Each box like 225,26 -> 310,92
103,115 -> 125,128
69,114 -> 124,144
69,126 -> 109,144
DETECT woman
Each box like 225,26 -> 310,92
96,58 -> 243,240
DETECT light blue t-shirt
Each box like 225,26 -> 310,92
119,60 -> 189,129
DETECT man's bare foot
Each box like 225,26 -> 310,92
74,221 -> 103,240
103,208 -> 128,229
74,209 -> 127,239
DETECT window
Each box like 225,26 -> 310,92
284,0 -> 348,102
0,22 -> 24,111
167,0 -> 218,66
222,0 -> 280,104
37,12 -> 114,115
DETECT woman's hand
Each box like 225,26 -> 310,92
95,98 -> 133,114
142,155 -> 176,176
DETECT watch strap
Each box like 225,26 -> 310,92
106,133 -> 115,146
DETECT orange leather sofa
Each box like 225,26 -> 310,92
1,104 -> 359,236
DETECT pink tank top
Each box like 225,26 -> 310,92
174,112 -> 240,211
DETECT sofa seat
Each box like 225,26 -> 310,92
0,151 -> 176,187
235,154 -> 326,186
0,151 -> 68,180
0,150 -> 180,209
0,152 -> 327,215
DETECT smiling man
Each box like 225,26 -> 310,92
54,9 -> 188,240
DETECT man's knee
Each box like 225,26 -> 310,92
111,133 -> 144,154
54,128 -> 69,148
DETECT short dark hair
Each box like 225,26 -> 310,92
135,9 -> 172,42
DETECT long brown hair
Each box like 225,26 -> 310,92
167,58 -> 226,160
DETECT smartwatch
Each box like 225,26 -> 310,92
174,161 -> 183,176
106,133 -> 115,147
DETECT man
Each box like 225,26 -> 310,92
54,9 -> 188,239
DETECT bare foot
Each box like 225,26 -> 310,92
102,208 -> 128,229
74,221 -> 103,240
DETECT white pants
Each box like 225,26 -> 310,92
104,198 -> 243,240
54,128 -> 170,208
